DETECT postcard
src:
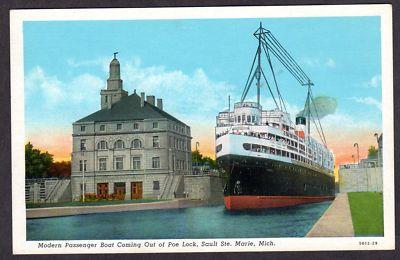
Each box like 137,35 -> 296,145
11,4 -> 394,254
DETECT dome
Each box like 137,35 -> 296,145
110,58 -> 120,65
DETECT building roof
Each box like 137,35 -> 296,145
76,92 -> 187,125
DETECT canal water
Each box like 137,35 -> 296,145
27,202 -> 331,240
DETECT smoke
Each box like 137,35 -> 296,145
296,96 -> 337,119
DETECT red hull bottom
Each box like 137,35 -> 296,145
224,195 -> 335,210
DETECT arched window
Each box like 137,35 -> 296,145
114,140 -> 125,149
97,140 -> 108,150
132,139 -> 142,149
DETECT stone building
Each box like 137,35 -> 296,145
71,55 -> 192,201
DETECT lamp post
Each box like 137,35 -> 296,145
195,142 -> 200,167
81,151 -> 85,203
353,143 -> 359,164
374,133 -> 380,166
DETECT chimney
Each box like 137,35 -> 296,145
146,95 -> 155,106
157,98 -> 163,110
140,92 -> 145,107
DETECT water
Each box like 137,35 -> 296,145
27,202 -> 331,240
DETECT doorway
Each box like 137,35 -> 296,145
97,183 -> 108,198
131,182 -> 143,199
114,182 -> 126,199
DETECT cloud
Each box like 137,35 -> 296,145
349,96 -> 382,111
25,66 -> 64,106
67,57 -> 109,73
325,58 -> 336,68
25,66 -> 104,108
363,74 -> 381,88
121,58 -> 236,122
300,57 -> 336,68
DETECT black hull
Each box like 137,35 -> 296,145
218,155 -> 335,197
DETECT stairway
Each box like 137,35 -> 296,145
161,175 -> 183,199
45,179 -> 71,203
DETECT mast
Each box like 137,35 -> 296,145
256,22 -> 262,107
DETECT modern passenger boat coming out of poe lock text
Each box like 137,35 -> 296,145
215,23 -> 335,210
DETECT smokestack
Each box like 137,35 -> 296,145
146,95 -> 155,106
140,92 -> 145,107
157,98 -> 163,110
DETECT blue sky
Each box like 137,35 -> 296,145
23,17 -> 382,161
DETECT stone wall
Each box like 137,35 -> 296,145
183,175 -> 224,204
339,167 -> 382,192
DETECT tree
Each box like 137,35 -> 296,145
191,150 -> 217,169
192,150 -> 203,166
25,142 -> 54,179
47,161 -> 71,178
368,146 -> 378,159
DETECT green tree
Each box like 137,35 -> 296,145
25,142 -> 54,179
368,145 -> 378,159
191,150 -> 217,169
192,150 -> 203,166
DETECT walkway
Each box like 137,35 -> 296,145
26,199 -> 205,219
307,193 -> 354,237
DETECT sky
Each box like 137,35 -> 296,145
24,17 -> 382,172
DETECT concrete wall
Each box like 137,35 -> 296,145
183,175 -> 224,204
339,167 -> 382,192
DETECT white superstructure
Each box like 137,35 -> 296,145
215,101 -> 334,174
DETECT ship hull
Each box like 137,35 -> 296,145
224,195 -> 334,210
218,154 -> 335,210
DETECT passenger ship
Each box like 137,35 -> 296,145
216,23 -> 335,210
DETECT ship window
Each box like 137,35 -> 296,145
238,116 -> 241,123
216,144 -> 222,153
242,114 -> 245,122
277,149 -> 281,156
247,115 -> 251,123
251,144 -> 261,152
243,143 -> 251,150
270,148 -> 275,155
252,115 -> 255,122
282,151 -> 286,157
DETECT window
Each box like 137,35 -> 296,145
132,157 -> 141,170
80,139 -> 86,151
153,122 -> 158,129
100,125 -> 105,131
247,115 -> 251,123
216,144 -> 222,153
79,160 -> 87,171
153,136 -> 160,148
238,116 -> 241,123
117,123 -> 122,130
114,140 -> 125,149
242,114 -> 245,122
133,123 -> 139,130
152,157 -> 160,168
252,115 -> 255,122
115,157 -> 124,170
99,158 -> 107,171
153,181 -> 160,190
97,140 -> 107,150
80,125 -> 86,132
132,139 -> 142,149
105,96 -> 108,103
243,143 -> 251,150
